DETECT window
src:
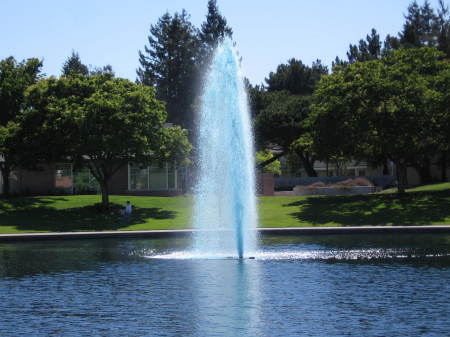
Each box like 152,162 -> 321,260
149,165 -> 167,190
168,164 -> 177,189
55,164 -> 73,191
130,164 -> 149,190
129,163 -> 178,190
73,168 -> 100,193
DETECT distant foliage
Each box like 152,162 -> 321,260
62,51 -> 114,77
0,56 -> 43,197
22,74 -> 191,208
265,59 -> 328,95
256,150 -> 281,175
137,1 -> 232,130
62,51 -> 89,76
310,47 -> 450,192
336,0 -> 450,65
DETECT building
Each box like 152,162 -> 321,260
0,162 -> 186,196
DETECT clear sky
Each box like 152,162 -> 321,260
1,0 -> 446,85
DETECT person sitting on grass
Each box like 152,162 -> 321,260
120,200 -> 132,224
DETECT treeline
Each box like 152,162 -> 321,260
0,0 -> 232,203
250,0 -> 450,193
0,54 -> 191,206
1,0 -> 450,201
136,0 -> 233,130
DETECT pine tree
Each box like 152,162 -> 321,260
62,51 -> 113,77
136,10 -> 200,129
347,29 -> 381,63
265,58 -> 328,95
382,34 -> 401,56
199,0 -> 233,63
400,1 -> 439,47
436,0 -> 450,57
62,51 -> 89,76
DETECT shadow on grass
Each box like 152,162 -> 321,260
0,198 -> 176,232
284,190 -> 450,226
0,196 -> 70,210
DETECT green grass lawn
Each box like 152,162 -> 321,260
1,185 -> 450,234
378,182 -> 450,194
0,195 -> 192,234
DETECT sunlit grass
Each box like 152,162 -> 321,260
1,185 -> 449,234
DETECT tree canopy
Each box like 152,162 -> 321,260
136,10 -> 200,130
310,47 -> 450,192
23,74 -> 191,207
250,58 -> 328,176
199,0 -> 233,61
0,56 -> 43,196
137,1 -> 233,131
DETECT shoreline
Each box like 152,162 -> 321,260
1,225 -> 450,242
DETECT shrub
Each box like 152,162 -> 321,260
353,177 -> 373,186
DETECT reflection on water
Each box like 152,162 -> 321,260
0,235 -> 449,336
193,259 -> 261,336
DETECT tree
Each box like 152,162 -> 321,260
62,51 -> 114,77
0,56 -> 42,197
310,47 -> 450,193
199,0 -> 233,63
254,59 -> 327,176
347,29 -> 382,63
400,0 -> 438,48
136,10 -> 200,129
256,150 -> 281,175
265,58 -> 328,95
382,34 -> 402,56
436,0 -> 450,57
255,91 -> 317,176
24,74 -> 191,208
62,51 -> 89,76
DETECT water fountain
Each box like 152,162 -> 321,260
192,38 -> 258,259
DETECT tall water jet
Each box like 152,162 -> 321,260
192,39 -> 258,259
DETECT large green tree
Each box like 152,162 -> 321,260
199,0 -> 233,61
23,74 -> 191,208
252,59 -> 327,176
310,47 -> 450,192
136,10 -> 200,129
0,57 -> 42,197
333,1 -> 450,180
255,92 -> 317,176
265,58 -> 328,95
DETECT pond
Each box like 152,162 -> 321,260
0,234 -> 449,337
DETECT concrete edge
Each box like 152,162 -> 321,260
1,226 -> 450,242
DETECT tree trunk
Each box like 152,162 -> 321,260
395,161 -> 408,194
382,159 -> 389,176
100,180 -> 110,210
441,152 -> 448,182
297,151 -> 317,177
412,158 -> 433,185
1,166 -> 11,198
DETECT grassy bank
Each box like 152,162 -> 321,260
0,185 -> 449,233
378,182 -> 450,194
0,195 -> 192,234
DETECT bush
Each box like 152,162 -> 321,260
353,177 -> 373,186
298,178 -> 373,190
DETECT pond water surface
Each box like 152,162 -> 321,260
0,234 -> 449,337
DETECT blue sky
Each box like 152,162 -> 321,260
1,0 -> 445,85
